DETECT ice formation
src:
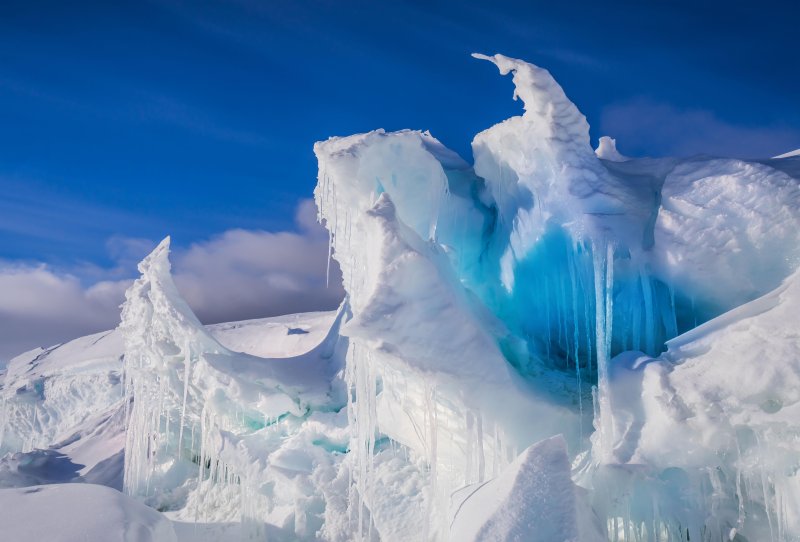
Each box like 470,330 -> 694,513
1,52 -> 799,541
120,236 -> 353,537
312,52 -> 800,540
595,136 -> 628,162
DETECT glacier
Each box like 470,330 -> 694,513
1,52 -> 800,541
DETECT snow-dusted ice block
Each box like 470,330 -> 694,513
592,267 -> 800,539
450,435 -> 604,542
0,483 -> 177,542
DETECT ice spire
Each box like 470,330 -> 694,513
120,236 -> 224,500
471,53 -> 631,289
595,136 -> 628,162
472,53 -> 592,143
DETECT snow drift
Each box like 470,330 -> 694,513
2,53 -> 800,541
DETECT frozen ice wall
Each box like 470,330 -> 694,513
315,52 -> 800,541
315,129 -> 580,539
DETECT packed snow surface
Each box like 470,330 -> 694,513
2,53 -> 800,541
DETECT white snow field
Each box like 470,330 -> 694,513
0,484 -> 177,542
2,53 -> 800,541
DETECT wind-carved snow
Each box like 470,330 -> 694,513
2,52 -> 800,542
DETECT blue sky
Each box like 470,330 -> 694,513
0,0 -> 798,359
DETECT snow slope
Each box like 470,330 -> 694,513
1,53 -> 799,541
0,483 -> 177,542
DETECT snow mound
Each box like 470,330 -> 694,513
0,483 -> 177,542
450,435 -> 604,542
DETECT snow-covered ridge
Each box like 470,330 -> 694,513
2,53 -> 800,541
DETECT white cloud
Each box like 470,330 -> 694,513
0,200 -> 343,363
0,266 -> 130,363
172,199 -> 343,324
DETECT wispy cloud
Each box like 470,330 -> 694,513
0,199 -> 343,363
0,69 -> 273,149
0,176 -> 156,257
600,99 -> 800,159
536,48 -> 605,70
172,199 -> 343,324
130,92 -> 275,148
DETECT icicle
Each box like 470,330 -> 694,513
177,341 -> 191,456
631,282 -> 642,353
604,242 -> 614,358
423,384 -> 439,542
568,250 -> 584,437
492,422 -> 500,478
593,240 -> 615,462
639,266 -> 655,355
326,228 -> 333,288
544,277 -> 552,362
557,270 -> 566,350
465,411 -> 474,483
668,283 -> 678,339
476,411 -> 485,483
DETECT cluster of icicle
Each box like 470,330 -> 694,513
120,237 -> 269,527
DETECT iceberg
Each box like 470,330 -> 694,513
313,52 -> 800,540
1,52 -> 799,541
